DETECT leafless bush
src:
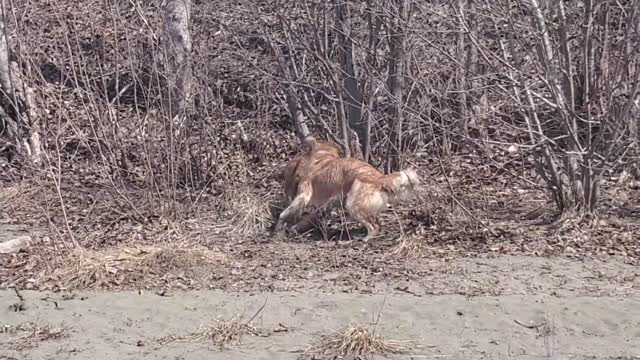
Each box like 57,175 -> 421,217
261,0 -> 639,217
456,0 -> 640,215
1,0 -> 638,249
0,0 -> 294,246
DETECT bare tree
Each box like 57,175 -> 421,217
526,0 -> 638,214
155,0 -> 192,213
273,0 -> 415,166
0,0 -> 42,164
273,0 -> 358,155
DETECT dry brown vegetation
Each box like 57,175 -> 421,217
302,323 -> 412,360
0,0 -> 638,293
44,243 -> 226,289
157,314 -> 262,348
0,320 -> 69,350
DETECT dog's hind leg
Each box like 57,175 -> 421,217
345,209 -> 379,242
345,180 -> 383,242
276,180 -> 312,232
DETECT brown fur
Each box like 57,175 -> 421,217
277,136 -> 343,201
275,137 -> 344,232
276,136 -> 420,241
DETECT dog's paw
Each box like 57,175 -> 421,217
274,221 -> 286,233
272,229 -> 287,242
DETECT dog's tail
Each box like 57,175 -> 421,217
382,168 -> 420,195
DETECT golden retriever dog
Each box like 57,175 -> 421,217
275,136 -> 420,241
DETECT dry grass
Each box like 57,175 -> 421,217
303,323 -> 411,360
389,235 -> 428,259
48,243 -> 226,289
136,244 -> 226,271
216,189 -> 274,236
157,314 -> 262,348
0,186 -> 20,209
1,320 -> 69,350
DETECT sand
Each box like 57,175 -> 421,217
2,222 -> 640,359
1,278 -> 639,359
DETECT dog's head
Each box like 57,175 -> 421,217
278,157 -> 305,201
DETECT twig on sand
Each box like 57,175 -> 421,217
513,319 -> 546,329
247,296 -> 269,324
13,287 -> 24,302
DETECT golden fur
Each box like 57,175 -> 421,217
277,136 -> 343,202
276,136 -> 420,241
275,136 -> 343,232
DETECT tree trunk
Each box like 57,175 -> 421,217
385,0 -> 408,172
163,0 -> 192,118
335,0 -> 365,156
360,0 -> 382,163
454,0 -> 468,144
0,0 -> 41,164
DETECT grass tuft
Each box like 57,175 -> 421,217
303,323 -> 412,360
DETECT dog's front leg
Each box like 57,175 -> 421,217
275,181 -> 312,232
292,211 -> 318,233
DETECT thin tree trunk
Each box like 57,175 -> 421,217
466,0 -> 487,142
335,0 -> 365,156
454,0 -> 468,143
163,0 -> 192,118
0,0 -> 41,164
556,0 -> 584,212
385,0 -> 408,172
284,86 -> 310,142
361,1 -> 382,163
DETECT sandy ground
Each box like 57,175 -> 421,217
2,224 -> 640,359
1,269 -> 640,360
